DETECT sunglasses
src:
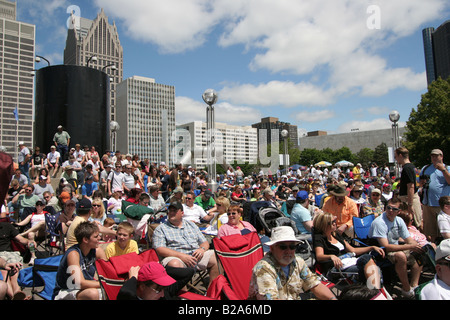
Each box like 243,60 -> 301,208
387,205 -> 400,211
92,204 -> 101,207
227,211 -> 238,216
277,243 -> 298,251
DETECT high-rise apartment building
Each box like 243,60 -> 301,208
176,121 -> 258,169
64,8 -> 123,120
423,20 -> 450,86
0,0 -> 35,158
116,76 -> 176,165
252,117 -> 299,149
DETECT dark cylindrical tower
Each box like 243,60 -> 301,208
34,65 -> 110,156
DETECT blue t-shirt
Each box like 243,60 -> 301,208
369,212 -> 410,245
82,182 -> 98,197
421,164 -> 450,206
290,203 -> 312,234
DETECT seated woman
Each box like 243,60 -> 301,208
15,200 -> 49,265
312,212 -> 384,289
217,202 -> 256,239
231,186 -> 246,203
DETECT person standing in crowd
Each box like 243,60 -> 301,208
394,147 -> 423,232
17,141 -> 31,184
53,125 -> 71,164
419,149 -> 450,243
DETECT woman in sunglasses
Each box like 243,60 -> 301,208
217,202 -> 256,239
313,211 -> 384,290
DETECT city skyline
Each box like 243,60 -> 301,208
16,0 -> 450,137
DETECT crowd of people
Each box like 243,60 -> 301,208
1,129 -> 450,301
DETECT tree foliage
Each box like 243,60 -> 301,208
404,77 -> 450,167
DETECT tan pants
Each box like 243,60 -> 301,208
422,205 -> 440,240
399,193 -> 423,229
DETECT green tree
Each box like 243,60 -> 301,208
355,148 -> 374,168
404,77 -> 450,167
373,143 -> 389,166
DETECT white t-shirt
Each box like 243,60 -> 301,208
47,151 -> 60,164
438,211 -> 450,235
182,204 -> 208,224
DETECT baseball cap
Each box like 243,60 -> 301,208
59,191 -> 71,202
435,239 -> 450,262
296,190 -> 309,200
204,190 -> 213,197
77,198 -> 92,210
431,149 -> 443,156
138,262 -> 176,286
168,201 -> 183,211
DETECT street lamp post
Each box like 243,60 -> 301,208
389,110 -> 400,177
35,55 -> 50,66
281,129 -> 289,173
202,89 -> 218,192
86,55 -> 97,67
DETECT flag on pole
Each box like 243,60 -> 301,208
13,106 -> 19,121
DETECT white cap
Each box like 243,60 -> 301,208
436,239 -> 450,261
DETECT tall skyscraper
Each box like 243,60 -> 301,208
252,117 -> 299,149
116,76 -> 176,165
0,0 -> 35,158
422,20 -> 450,86
64,8 -> 123,121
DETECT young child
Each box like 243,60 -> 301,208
398,211 -> 436,249
105,221 -> 139,260
101,217 -> 116,242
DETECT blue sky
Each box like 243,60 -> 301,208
16,0 -> 450,137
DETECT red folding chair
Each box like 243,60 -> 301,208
207,232 -> 264,300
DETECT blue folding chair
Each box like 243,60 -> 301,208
18,254 -> 63,300
352,214 -> 376,247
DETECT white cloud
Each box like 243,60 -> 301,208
175,96 -> 261,126
336,118 -> 407,133
220,81 -> 334,107
94,0 -> 445,115
295,110 -> 336,123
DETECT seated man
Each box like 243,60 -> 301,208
33,175 -> 55,202
369,197 -> 424,298
417,239 -> 450,300
183,191 -> 215,226
322,184 -> 358,237
152,201 -> 219,288
290,191 -> 313,235
81,175 -> 98,200
194,188 -> 218,214
248,226 -> 336,300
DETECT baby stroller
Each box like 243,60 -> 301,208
257,206 -> 312,263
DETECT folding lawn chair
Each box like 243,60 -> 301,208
95,249 -> 211,300
18,254 -> 63,300
207,232 -> 264,300
352,214 -> 375,247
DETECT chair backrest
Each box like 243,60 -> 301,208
17,254 -> 63,300
211,232 -> 263,300
352,214 -> 376,240
95,249 -> 160,300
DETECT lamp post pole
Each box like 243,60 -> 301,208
203,89 -> 218,192
281,129 -> 289,174
389,110 -> 400,177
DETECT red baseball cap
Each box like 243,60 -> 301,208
138,262 -> 176,286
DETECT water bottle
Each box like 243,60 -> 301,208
29,242 -> 35,253
338,252 -> 356,260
